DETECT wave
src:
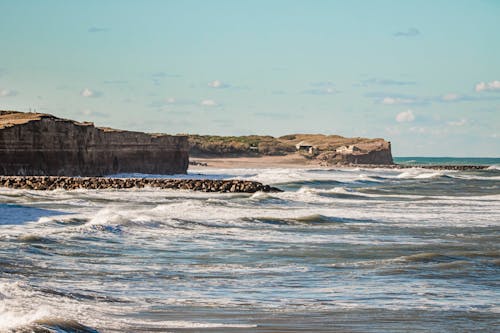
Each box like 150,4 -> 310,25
20,318 -> 99,333
395,170 -> 448,180
398,252 -> 452,263
452,174 -> 500,181
244,214 -> 375,226
486,164 -> 500,170
0,282 -> 98,333
129,320 -> 256,329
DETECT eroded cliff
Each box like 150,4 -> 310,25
0,111 -> 189,176
316,140 -> 393,165
188,133 -> 394,165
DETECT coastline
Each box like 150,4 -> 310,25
189,154 -> 491,171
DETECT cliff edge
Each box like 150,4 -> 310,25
0,111 -> 189,176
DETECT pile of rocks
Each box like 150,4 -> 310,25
328,164 -> 488,171
400,165 -> 489,171
0,176 -> 282,193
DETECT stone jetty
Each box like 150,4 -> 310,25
0,176 -> 282,193
343,164 -> 489,171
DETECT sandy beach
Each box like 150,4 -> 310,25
189,154 -> 318,169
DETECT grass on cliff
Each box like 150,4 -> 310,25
187,134 -> 386,157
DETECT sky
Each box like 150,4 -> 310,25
0,0 -> 499,157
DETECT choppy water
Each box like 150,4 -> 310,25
394,156 -> 500,166
1,165 -> 499,332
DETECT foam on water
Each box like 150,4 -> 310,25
1,165 -> 499,332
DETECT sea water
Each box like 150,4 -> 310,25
1,161 -> 499,332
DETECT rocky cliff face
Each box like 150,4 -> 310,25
0,111 -> 189,176
316,140 -> 393,165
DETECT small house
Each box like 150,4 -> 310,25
336,145 -> 361,154
295,141 -> 316,155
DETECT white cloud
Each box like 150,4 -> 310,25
475,80 -> 500,92
304,87 -> 338,95
208,80 -> 229,89
396,110 -> 415,123
441,93 -> 460,101
165,97 -> 176,104
200,99 -> 218,107
447,118 -> 467,126
0,88 -> 17,97
382,97 -> 415,105
80,88 -> 101,98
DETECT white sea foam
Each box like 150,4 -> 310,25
0,282 -> 65,331
395,169 -> 447,179
486,164 -> 500,170
1,166 -> 499,331
131,320 -> 257,328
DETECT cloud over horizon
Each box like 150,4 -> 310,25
475,80 -> 500,92
359,78 -> 416,86
303,82 -> 337,95
200,99 -> 218,107
208,80 -> 230,89
382,97 -> 416,105
80,88 -> 102,98
396,110 -> 415,123
0,88 -> 17,97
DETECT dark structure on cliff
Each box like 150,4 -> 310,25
0,111 -> 189,176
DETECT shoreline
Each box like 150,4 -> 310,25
189,155 -> 492,171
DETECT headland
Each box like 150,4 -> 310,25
0,111 -> 189,176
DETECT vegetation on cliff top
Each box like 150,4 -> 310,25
188,134 -> 387,157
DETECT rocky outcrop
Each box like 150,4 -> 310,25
317,140 -> 393,165
0,111 -> 189,176
0,176 -> 282,193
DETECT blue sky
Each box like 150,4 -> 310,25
0,0 -> 499,156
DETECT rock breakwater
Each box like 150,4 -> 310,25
330,164 -> 489,170
0,176 -> 282,193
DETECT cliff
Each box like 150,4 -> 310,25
188,133 -> 393,165
316,140 -> 393,165
0,111 -> 189,176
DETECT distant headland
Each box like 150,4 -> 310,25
1,110 -> 394,177
188,133 -> 394,166
1,111 -> 487,182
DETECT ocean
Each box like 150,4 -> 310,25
1,158 -> 499,332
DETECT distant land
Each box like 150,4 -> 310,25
0,110 -> 394,177
188,134 -> 393,165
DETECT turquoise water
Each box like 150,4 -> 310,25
395,157 -> 500,166
1,166 -> 499,332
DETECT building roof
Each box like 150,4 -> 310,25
295,141 -> 314,148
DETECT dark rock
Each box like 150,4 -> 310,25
0,176 -> 282,193
0,111 -> 189,176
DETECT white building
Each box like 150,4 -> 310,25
336,145 -> 361,154
295,141 -> 316,155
